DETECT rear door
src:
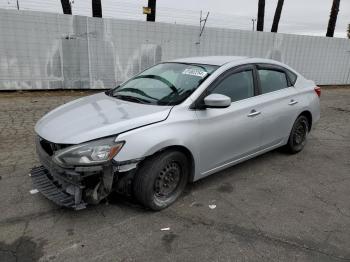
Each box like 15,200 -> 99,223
195,65 -> 263,177
255,64 -> 301,149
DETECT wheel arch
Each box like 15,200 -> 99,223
145,145 -> 196,183
298,110 -> 313,131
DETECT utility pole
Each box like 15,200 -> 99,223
16,0 -> 19,10
146,0 -> 156,22
252,18 -> 256,31
257,0 -> 265,31
196,11 -> 209,44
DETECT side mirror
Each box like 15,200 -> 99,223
204,94 -> 231,108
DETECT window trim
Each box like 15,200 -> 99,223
255,64 -> 295,95
256,63 -> 297,88
190,64 -> 258,109
285,69 -> 298,86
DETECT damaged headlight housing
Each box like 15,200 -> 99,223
53,137 -> 124,167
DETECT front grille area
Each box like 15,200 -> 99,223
38,137 -> 71,156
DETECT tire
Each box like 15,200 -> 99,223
133,150 -> 189,210
285,115 -> 309,154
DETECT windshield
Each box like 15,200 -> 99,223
108,63 -> 218,105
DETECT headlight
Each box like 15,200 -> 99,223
53,137 -> 124,167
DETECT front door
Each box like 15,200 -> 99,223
195,66 -> 263,178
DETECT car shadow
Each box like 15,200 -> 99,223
98,147 -> 285,211
185,148 -> 283,192
50,147 -> 288,215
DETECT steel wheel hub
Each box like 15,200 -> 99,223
293,120 -> 307,145
154,162 -> 181,198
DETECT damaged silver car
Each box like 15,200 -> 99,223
31,56 -> 320,210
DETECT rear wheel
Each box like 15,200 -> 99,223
285,115 -> 309,154
133,150 -> 189,210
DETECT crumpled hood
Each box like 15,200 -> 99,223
35,92 -> 172,144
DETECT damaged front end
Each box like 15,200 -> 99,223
30,136 -> 140,210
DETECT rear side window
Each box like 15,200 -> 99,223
258,69 -> 288,94
211,70 -> 254,102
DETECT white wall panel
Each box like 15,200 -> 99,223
0,9 -> 349,90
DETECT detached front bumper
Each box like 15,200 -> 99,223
30,166 -> 86,210
32,136 -> 111,210
31,136 -> 92,210
31,136 -> 140,210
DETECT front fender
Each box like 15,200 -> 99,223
113,109 -> 200,179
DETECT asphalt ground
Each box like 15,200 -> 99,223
0,88 -> 349,262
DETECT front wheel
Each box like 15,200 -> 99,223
133,150 -> 189,210
285,115 -> 309,154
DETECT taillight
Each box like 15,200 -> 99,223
314,86 -> 321,97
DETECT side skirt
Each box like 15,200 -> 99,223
196,142 -> 284,181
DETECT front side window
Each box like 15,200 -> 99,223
108,63 -> 218,105
258,69 -> 288,94
211,70 -> 254,103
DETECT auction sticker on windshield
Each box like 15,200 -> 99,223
182,68 -> 208,78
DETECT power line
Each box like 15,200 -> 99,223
0,0 -> 343,36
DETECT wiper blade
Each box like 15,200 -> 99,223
114,94 -> 151,104
105,86 -> 120,96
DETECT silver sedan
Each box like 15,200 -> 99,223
32,56 -> 321,210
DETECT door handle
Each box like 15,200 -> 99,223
288,99 -> 298,106
247,109 -> 261,117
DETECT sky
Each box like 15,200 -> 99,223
1,0 -> 349,38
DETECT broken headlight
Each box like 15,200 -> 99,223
53,137 -> 124,167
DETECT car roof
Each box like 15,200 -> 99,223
170,56 -> 249,66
